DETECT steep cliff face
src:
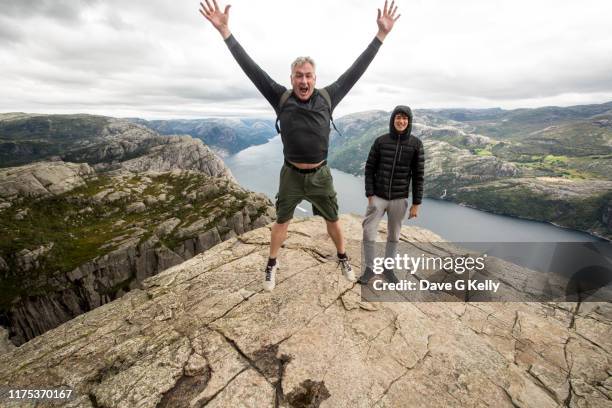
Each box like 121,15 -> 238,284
1,163 -> 275,345
0,114 -> 276,346
0,215 -> 609,408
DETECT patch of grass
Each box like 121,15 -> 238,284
543,154 -> 569,165
70,175 -> 111,197
473,148 -> 493,157
1,171 -> 273,311
125,175 -> 143,186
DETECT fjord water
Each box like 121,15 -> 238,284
224,136 -> 601,243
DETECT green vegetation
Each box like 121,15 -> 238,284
455,186 -> 611,233
0,114 -> 110,168
456,185 -> 558,221
0,172 -> 271,309
543,154 -> 568,165
473,148 -> 493,157
510,153 -> 603,179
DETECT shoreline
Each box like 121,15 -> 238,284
433,197 -> 611,243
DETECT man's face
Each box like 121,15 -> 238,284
394,113 -> 409,133
291,63 -> 316,101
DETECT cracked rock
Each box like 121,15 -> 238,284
0,215 -> 609,408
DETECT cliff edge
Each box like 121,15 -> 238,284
0,215 -> 610,407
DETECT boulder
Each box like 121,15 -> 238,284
126,201 -> 146,214
0,161 -> 94,198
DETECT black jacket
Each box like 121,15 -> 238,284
364,106 -> 425,204
224,34 -> 382,163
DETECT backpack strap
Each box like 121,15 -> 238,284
318,88 -> 332,108
275,89 -> 293,133
318,88 -> 342,136
279,89 -> 293,109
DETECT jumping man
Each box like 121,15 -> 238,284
199,0 -> 401,291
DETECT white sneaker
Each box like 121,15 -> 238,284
263,261 -> 278,292
338,257 -> 356,282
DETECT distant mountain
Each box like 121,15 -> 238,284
1,113 -> 111,168
328,102 -> 612,240
426,101 -> 612,139
129,117 -> 277,156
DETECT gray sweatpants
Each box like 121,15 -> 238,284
362,195 -> 409,269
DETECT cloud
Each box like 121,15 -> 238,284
1,0 -> 98,22
1,0 -> 612,118
0,17 -> 22,45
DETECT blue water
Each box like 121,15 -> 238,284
225,136 -> 603,243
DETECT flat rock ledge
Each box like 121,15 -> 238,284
0,215 -> 610,408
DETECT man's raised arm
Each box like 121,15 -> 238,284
324,0 -> 401,110
199,1 -> 286,110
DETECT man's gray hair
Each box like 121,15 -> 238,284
291,56 -> 316,74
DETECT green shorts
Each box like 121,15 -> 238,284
275,163 -> 339,224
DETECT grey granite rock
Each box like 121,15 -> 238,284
16,243 -> 54,272
0,161 -> 94,199
0,327 -> 15,355
126,201 -> 146,213
154,218 -> 181,237
0,215 -> 609,407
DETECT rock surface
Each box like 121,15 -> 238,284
0,327 -> 15,355
109,135 -> 233,180
2,168 -> 275,346
0,161 -> 94,199
0,114 -> 275,348
1,215 -> 609,407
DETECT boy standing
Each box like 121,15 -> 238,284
360,106 -> 425,284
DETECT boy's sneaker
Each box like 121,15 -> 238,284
263,261 -> 278,292
357,267 -> 375,285
338,256 -> 356,282
383,268 -> 399,284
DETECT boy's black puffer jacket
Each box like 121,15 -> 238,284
364,105 -> 425,204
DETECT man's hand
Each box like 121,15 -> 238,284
376,0 -> 400,42
199,0 -> 232,39
408,204 -> 419,219
368,196 -> 374,206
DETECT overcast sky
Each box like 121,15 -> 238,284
1,0 -> 612,119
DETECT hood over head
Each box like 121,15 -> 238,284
389,105 -> 413,138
